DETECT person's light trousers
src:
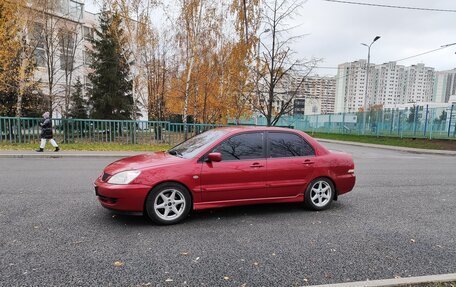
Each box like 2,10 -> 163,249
40,139 -> 58,149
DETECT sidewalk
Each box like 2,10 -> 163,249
0,150 -> 144,158
309,273 -> 456,287
316,138 -> 456,156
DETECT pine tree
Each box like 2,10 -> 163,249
88,9 -> 133,120
407,105 -> 416,124
68,77 -> 87,119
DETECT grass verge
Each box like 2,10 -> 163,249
310,132 -> 456,151
0,142 -> 171,152
405,282 -> 456,287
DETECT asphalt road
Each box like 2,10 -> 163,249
1,143 -> 455,287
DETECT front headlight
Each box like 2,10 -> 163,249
107,170 -> 141,185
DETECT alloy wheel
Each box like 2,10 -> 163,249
153,189 -> 186,221
310,180 -> 332,208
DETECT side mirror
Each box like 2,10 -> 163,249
207,152 -> 222,162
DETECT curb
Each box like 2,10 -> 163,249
309,273 -> 456,287
316,138 -> 456,156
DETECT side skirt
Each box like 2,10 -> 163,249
193,194 -> 304,211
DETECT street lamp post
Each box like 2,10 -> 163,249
361,35 -> 381,134
257,29 -> 271,61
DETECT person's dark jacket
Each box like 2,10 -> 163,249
40,119 -> 53,139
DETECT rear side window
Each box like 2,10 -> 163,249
268,132 -> 314,158
213,132 -> 264,160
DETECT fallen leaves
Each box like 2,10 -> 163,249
223,276 -> 230,280
165,278 -> 173,282
113,261 -> 124,267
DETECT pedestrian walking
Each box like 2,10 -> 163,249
36,112 -> 60,152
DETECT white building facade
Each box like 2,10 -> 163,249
335,60 -> 435,113
434,69 -> 456,103
30,0 -> 148,120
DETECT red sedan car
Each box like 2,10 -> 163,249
94,127 -> 355,225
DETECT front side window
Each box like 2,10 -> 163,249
268,132 -> 314,158
213,132 -> 264,161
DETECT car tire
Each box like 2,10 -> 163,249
145,182 -> 192,225
304,177 -> 334,211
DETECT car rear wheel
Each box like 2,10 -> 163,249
304,178 -> 334,211
145,183 -> 191,225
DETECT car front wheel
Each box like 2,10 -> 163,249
145,183 -> 191,225
304,178 -> 334,211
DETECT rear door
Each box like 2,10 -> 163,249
266,132 -> 316,198
200,132 -> 267,202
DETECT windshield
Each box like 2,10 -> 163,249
167,129 -> 229,159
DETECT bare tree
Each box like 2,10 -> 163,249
254,0 -> 319,126
24,0 -> 86,118
59,21 -> 84,117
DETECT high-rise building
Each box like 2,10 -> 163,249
269,74 -> 336,116
335,60 -> 435,113
301,76 -> 336,114
373,61 -> 406,106
334,60 -> 371,113
403,64 -> 435,103
434,69 -> 456,103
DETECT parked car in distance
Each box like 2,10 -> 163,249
94,126 -> 356,225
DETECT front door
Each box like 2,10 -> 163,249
200,132 -> 267,202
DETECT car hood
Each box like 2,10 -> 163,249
104,152 -> 184,175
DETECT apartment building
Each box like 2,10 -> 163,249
29,0 -> 147,119
334,60 -> 372,113
335,60 -> 435,113
301,76 -> 336,114
373,61 -> 406,106
271,75 -> 336,116
404,64 -> 435,103
434,69 -> 456,103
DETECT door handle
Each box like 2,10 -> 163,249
250,162 -> 264,168
302,159 -> 315,165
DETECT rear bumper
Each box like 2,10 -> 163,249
335,174 -> 356,195
94,178 -> 151,212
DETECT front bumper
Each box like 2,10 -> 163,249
94,178 -> 151,212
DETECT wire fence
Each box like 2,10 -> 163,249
232,104 -> 456,140
0,117 -> 222,146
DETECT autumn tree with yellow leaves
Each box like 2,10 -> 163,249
0,0 -> 44,117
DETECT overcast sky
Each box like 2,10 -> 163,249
86,0 -> 456,76
294,0 -> 456,76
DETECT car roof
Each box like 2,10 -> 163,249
213,125 -> 299,133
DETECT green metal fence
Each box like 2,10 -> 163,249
231,105 -> 456,140
2,104 -> 455,146
0,117 -> 222,146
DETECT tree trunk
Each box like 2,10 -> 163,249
183,56 -> 194,139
